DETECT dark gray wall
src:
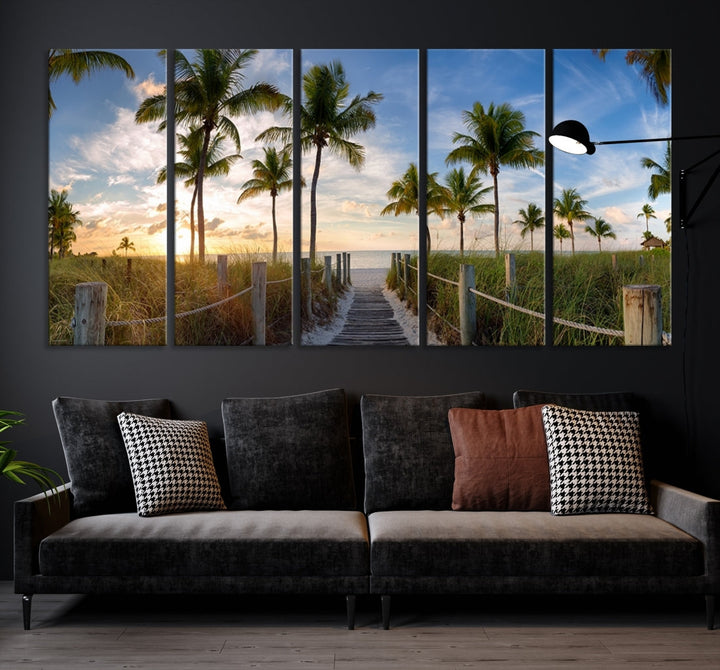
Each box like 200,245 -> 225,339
1,0 -> 719,579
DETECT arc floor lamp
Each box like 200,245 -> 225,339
548,120 -> 720,229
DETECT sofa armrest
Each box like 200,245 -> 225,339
650,479 -> 720,581
14,483 -> 71,591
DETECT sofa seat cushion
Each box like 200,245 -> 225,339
368,511 -> 703,578
39,510 -> 369,577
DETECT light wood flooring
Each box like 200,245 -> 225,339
1,582 -> 719,669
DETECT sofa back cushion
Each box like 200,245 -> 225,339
361,391 -> 485,514
222,388 -> 356,510
52,396 -> 172,517
513,389 -> 639,412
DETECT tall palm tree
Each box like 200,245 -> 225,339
446,101 -> 544,257
440,167 -> 494,256
553,187 -> 592,256
158,128 -> 241,262
585,217 -> 616,252
137,49 -> 284,263
49,49 -> 135,118
514,203 -> 545,251
380,163 -> 447,253
48,189 -> 81,259
637,203 -> 657,233
257,61 -> 382,262
593,49 -> 671,106
553,224 -> 571,254
236,147 -> 297,264
641,141 -> 671,200
117,237 -> 136,256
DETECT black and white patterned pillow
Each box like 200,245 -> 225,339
117,412 -> 226,517
541,404 -> 652,516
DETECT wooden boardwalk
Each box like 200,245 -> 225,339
329,282 -> 410,346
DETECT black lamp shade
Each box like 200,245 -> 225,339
549,120 -> 596,155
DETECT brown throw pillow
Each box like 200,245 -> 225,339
448,405 -> 550,511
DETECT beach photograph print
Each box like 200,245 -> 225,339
49,49 -> 167,346
552,49 -> 671,346
296,49 -> 419,346
426,49 -> 546,346
161,49 -> 294,346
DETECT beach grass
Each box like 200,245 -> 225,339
387,249 -> 671,346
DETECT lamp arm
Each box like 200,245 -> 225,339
594,134 -> 720,147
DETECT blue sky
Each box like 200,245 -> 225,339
49,48 -> 670,257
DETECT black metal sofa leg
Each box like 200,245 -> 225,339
707,595 -> 716,630
22,594 -> 33,630
346,595 -> 356,630
381,595 -> 391,630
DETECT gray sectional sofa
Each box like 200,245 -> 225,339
14,389 -> 719,630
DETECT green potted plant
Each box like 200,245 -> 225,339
1,410 -> 64,501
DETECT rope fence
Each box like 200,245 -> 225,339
72,253 -> 351,345
392,252 -> 670,346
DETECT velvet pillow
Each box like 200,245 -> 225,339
221,388 -> 356,510
52,396 -> 172,517
448,405 -> 550,511
117,413 -> 226,517
541,404 -> 652,515
361,391 -> 486,513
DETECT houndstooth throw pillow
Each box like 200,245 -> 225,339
117,412 -> 226,517
541,404 -> 652,516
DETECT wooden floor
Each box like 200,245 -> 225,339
1,583 -> 718,669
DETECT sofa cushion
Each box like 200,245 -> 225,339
117,413 -> 226,517
512,389 -> 639,412
52,397 -> 172,517
448,405 -> 550,511
221,388 -> 355,510
541,404 -> 652,515
368,510 -> 703,577
361,392 -> 485,514
39,510 -> 369,577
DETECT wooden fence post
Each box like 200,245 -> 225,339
347,253 -> 351,285
217,254 -> 230,297
505,252 -> 516,303
403,253 -> 410,300
336,253 -> 342,283
459,263 -> 477,346
622,284 -> 662,345
342,252 -> 348,285
73,281 -> 108,345
252,261 -> 267,346
302,257 -> 312,319
324,255 -> 333,294
611,254 -> 617,271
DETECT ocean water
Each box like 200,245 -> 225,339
319,250 -> 417,270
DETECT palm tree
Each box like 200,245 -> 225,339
48,189 -> 82,259
158,128 -> 241,262
440,167 -> 494,256
137,49 -> 284,263
554,224 -> 571,254
117,237 -> 136,256
514,203 -> 545,251
585,217 -> 616,252
237,147 -> 297,264
380,163 -> 447,253
593,49 -> 671,106
49,49 -> 135,118
257,61 -> 382,263
446,101 -> 544,257
638,203 -> 657,233
641,142 -> 671,200
553,187 -> 592,256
